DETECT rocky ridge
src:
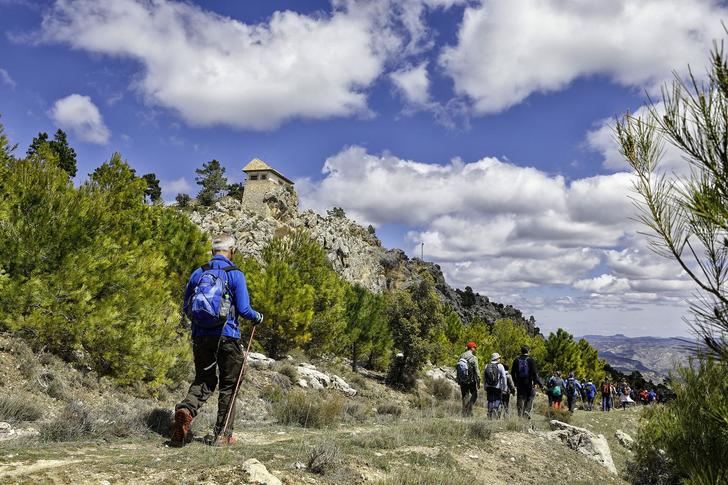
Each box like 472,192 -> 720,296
188,188 -> 537,333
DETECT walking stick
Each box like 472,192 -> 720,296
218,325 -> 256,443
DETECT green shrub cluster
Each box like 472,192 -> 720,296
0,135 -> 208,386
630,358 -> 728,484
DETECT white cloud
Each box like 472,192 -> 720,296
390,62 -> 430,105
440,0 -> 727,114
300,145 -> 696,317
586,103 -> 689,173
48,93 -> 110,144
161,177 -> 192,201
0,68 -> 15,89
38,0 -> 404,130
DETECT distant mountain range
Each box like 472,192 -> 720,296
582,334 -> 695,383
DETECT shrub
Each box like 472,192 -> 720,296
344,401 -> 371,422
273,389 -> 344,428
629,358 -> 728,484
376,403 -> 402,417
277,363 -> 299,384
543,406 -> 572,424
467,421 -> 492,440
40,401 -> 95,442
260,383 -> 285,403
44,374 -> 70,401
10,340 -> 39,380
306,441 -> 341,475
424,377 -> 454,401
0,394 -> 43,423
143,407 -> 173,436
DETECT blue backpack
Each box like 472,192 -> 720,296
186,264 -> 237,328
456,357 -> 470,384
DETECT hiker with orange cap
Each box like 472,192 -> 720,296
455,341 -> 480,417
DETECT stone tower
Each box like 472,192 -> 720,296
241,158 -> 295,215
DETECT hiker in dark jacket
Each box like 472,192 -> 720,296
458,342 -> 480,417
510,345 -> 544,418
171,235 -> 264,447
483,352 -> 508,419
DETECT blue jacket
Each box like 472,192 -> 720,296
183,255 -> 259,339
584,382 -> 597,399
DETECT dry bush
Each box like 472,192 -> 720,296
277,363 -> 299,384
143,407 -> 173,436
40,401 -> 95,442
10,339 -> 39,380
260,383 -> 285,403
543,406 -> 572,424
344,400 -> 371,422
273,389 -> 344,428
424,377 -> 454,401
306,441 -> 341,475
375,403 -> 402,417
410,389 -> 436,410
467,420 -> 493,440
0,393 -> 43,423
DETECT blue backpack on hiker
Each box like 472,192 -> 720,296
186,264 -> 237,328
456,357 -> 470,384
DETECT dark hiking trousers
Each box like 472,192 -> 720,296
486,387 -> 502,419
176,336 -> 243,437
567,395 -> 576,412
516,385 -> 535,418
460,381 -> 478,417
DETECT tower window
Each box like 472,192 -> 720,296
249,175 -> 258,180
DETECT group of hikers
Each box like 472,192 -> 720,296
169,234 -> 661,447
457,342 -> 544,419
456,342 -> 662,419
545,372 -> 659,412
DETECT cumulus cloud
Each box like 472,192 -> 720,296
36,0 -> 419,130
390,62 -> 430,105
440,0 -> 727,114
300,146 -> 694,313
586,103 -> 689,173
0,68 -> 15,89
48,93 -> 110,144
161,177 -> 192,200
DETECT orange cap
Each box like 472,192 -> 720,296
466,341 -> 477,349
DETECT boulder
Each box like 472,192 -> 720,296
547,420 -> 617,475
424,366 -> 460,394
615,429 -> 635,450
247,352 -> 275,369
295,363 -> 357,396
241,458 -> 282,485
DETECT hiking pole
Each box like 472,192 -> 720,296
219,325 -> 256,442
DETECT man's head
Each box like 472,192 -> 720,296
490,352 -> 501,363
212,234 -> 236,259
556,370 -> 562,377
466,341 -> 477,352
520,345 -> 530,355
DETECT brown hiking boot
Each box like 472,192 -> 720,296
170,408 -> 192,447
204,433 -> 238,446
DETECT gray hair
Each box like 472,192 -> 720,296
212,234 -> 236,252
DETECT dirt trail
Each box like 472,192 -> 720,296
0,459 -> 82,479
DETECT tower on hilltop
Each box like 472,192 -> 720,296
241,158 -> 294,214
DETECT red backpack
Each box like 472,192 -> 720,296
601,383 -> 611,395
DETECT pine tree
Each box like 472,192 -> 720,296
175,193 -> 191,208
27,129 -> 77,177
543,328 -> 582,375
195,159 -> 227,206
344,284 -> 389,372
142,173 -> 162,204
227,182 -> 245,200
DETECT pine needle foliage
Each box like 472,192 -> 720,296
0,147 -> 208,386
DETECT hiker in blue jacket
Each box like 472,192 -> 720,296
170,234 -> 263,447
565,372 -> 582,412
584,379 -> 597,411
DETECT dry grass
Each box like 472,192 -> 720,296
0,393 -> 43,423
273,389 -> 345,428
424,377 -> 454,401
306,441 -> 341,475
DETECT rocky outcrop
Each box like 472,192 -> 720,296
0,421 -> 39,441
296,363 -> 357,397
241,458 -> 282,485
615,429 -> 635,450
188,189 -> 538,334
546,420 -> 617,474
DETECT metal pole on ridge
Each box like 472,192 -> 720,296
218,325 -> 256,443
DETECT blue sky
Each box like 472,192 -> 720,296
1,0 -> 724,337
